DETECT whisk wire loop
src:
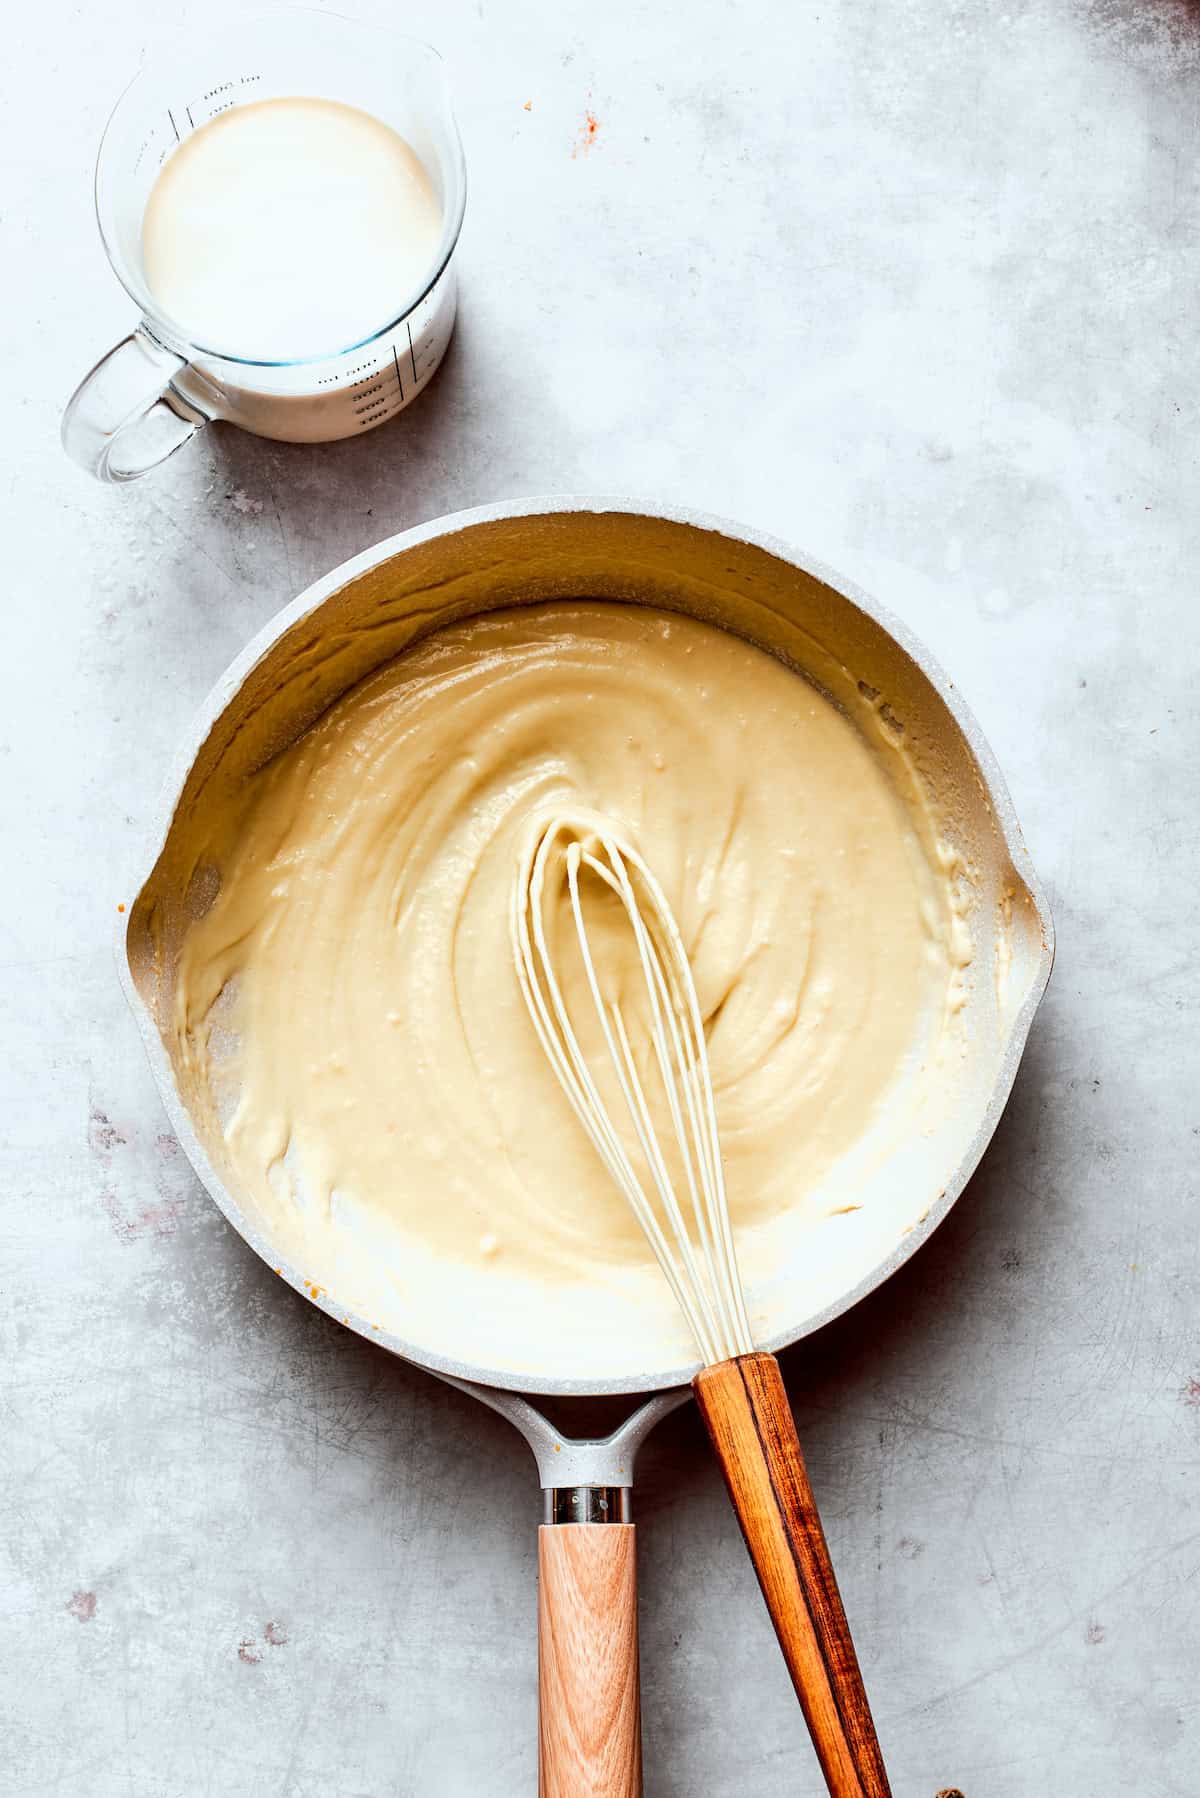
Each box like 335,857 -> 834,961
512,812 -> 754,1367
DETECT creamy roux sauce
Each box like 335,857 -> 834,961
173,603 -> 969,1340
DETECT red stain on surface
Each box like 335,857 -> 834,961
1183,1377 -> 1200,1407
141,1198 -> 185,1234
67,1590 -> 97,1623
264,1620 -> 288,1647
98,1190 -> 186,1243
573,109 -> 600,156
90,1104 -> 187,1241
89,1107 -> 126,1162
237,1639 -> 262,1665
1085,1619 -> 1106,1645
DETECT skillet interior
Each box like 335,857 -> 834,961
122,501 -> 1052,1393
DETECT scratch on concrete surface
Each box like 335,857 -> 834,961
890,1529 -> 1200,1723
140,491 -> 257,598
269,484 -> 294,591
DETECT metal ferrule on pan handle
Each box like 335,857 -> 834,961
543,1485 -> 633,1524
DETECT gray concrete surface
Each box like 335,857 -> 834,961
4,0 -> 1199,1791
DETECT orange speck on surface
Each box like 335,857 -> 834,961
523,99 -> 532,111
117,903 -> 125,913
573,109 -> 600,156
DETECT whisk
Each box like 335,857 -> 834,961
513,810 -> 892,1798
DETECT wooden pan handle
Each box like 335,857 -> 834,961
693,1351 -> 892,1798
538,1523 -> 642,1797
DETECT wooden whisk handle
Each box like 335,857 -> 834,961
694,1351 -> 892,1798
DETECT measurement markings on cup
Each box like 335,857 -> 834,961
350,358 -> 396,427
353,378 -> 392,425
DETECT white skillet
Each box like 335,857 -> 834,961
120,499 -> 1054,1791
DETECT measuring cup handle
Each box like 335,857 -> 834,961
62,326 -> 208,482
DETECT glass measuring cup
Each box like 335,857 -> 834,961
62,9 -> 466,483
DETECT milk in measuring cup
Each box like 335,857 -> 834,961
142,96 -> 443,363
